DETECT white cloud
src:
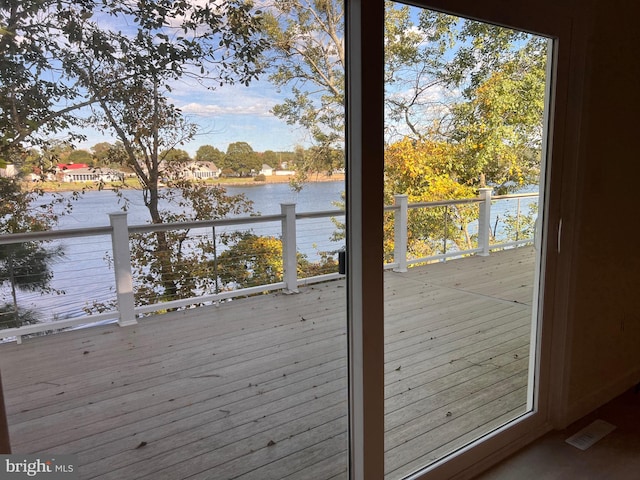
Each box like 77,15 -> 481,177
167,75 -> 285,119
179,101 -> 275,118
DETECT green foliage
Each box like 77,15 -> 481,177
195,145 -> 224,166
328,191 -> 345,242
1,0 -> 92,162
381,7 -> 547,259
450,46 -> 547,192
87,141 -> 133,172
216,233 -> 338,291
1,0 -> 268,162
9,0 -> 270,308
0,176 -> 66,327
384,138 -> 478,259
3,0 -> 268,311
217,233 -> 285,289
262,0 -> 345,175
262,1 -> 546,196
254,174 -> 266,182
0,243 -> 62,292
225,142 -> 260,176
501,203 -> 538,243
91,142 -> 113,163
22,140 -> 75,176
0,304 -> 39,330
261,150 -> 278,167
300,145 -> 344,175
384,4 -> 457,141
67,149 -> 93,165
162,149 -> 192,163
127,184 -> 254,305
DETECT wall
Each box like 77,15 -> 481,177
565,0 -> 640,422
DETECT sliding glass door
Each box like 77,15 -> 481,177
346,1 -> 571,478
381,4 -> 553,477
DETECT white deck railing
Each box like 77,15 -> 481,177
0,190 -> 538,342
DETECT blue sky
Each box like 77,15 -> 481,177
71,2 -> 539,158
68,5 -> 313,157
75,78 -> 310,157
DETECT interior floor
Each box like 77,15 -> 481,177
474,387 -> 640,480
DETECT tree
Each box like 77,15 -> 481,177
162,149 -> 192,164
4,0 -> 267,306
449,45 -> 547,193
86,79 -> 258,303
390,9 -> 547,192
100,142 -> 134,173
67,149 -> 93,165
2,0 -> 273,312
225,142 -> 260,176
0,176 -> 64,327
262,150 -> 278,168
383,3 -> 458,142
128,183 -> 254,305
263,1 -> 547,192
1,0 -> 95,162
1,0 -> 267,161
288,144 -> 343,189
262,0 -> 345,178
91,142 -> 114,166
384,138 -> 477,259
261,1 -> 453,164
216,233 -> 338,290
269,3 -> 546,255
37,140 -> 74,166
217,234 -> 285,289
195,145 -> 225,167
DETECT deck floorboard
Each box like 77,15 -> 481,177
0,247 -> 535,479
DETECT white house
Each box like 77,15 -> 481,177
159,161 -> 221,180
259,164 -> 273,176
187,162 -> 221,179
61,167 -> 124,183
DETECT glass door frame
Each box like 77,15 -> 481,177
346,1 -> 581,478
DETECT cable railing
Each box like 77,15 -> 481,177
0,190 -> 538,342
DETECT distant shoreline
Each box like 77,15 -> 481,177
25,173 -> 345,193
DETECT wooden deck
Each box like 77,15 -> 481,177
0,247 -> 535,480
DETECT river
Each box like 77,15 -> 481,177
10,182 -> 346,323
50,181 -> 346,228
10,181 -> 536,324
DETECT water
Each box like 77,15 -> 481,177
8,182 -> 346,323
7,181 -> 536,324
48,181 -> 345,228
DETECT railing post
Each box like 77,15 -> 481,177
393,195 -> 408,272
478,187 -> 493,256
281,203 -> 299,294
109,212 -> 137,326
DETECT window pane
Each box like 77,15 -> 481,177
383,3 -> 551,477
0,1 -> 348,478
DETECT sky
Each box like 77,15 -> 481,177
68,3 -> 314,157
63,2 -> 452,158
75,78 -> 311,157
62,2 -> 544,158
